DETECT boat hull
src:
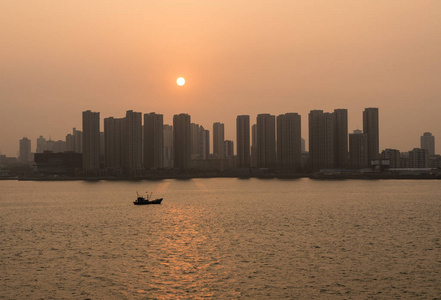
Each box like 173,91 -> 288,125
133,198 -> 163,205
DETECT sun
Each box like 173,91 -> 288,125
177,77 -> 185,86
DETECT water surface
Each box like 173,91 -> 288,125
1,179 -> 440,299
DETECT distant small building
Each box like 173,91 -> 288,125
191,157 -> 235,171
428,155 -> 441,169
421,132 -> 435,157
34,151 -> 82,176
163,124 -> 174,169
0,155 -> 18,167
224,140 -> 234,158
388,168 -> 438,176
0,170 -> 11,177
400,152 -> 409,168
381,149 -> 400,168
409,148 -> 428,168
19,137 -> 32,163
349,130 -> 368,169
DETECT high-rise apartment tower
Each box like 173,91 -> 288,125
349,129 -> 368,169
277,113 -> 301,171
309,110 -> 335,171
363,107 -> 379,165
144,113 -> 164,169
236,115 -> 250,168
173,114 -> 191,170
213,122 -> 225,159
19,137 -> 31,163
421,132 -> 435,157
334,109 -> 348,168
256,114 -> 276,169
82,110 -> 100,174
122,110 -> 142,175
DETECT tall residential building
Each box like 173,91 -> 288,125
35,136 -> 66,153
213,122 -> 225,159
400,152 -> 410,168
301,138 -> 306,154
224,140 -> 234,158
236,115 -> 250,168
82,110 -> 100,173
309,110 -> 335,171
144,113 -> 164,169
121,110 -> 142,175
104,117 -> 124,172
277,113 -> 301,171
66,129 -> 83,153
256,114 -> 276,169
36,136 -> 47,153
349,129 -> 368,169
334,109 -> 348,168
251,124 -> 257,168
66,134 -> 75,152
189,123 -> 209,160
190,123 -> 201,159
53,140 -> 67,153
380,148 -> 400,168
73,128 -> 83,153
19,137 -> 31,163
363,107 -> 379,165
199,126 -> 210,160
421,132 -> 435,157
173,113 -> 191,170
409,148 -> 428,168
163,124 -> 173,169
100,132 -> 105,166
429,155 -> 441,169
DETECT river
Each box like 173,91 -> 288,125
1,178 -> 440,299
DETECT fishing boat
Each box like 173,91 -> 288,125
133,192 -> 163,205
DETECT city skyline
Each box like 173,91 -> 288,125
2,2 -> 441,299
1,1 -> 441,157
4,104 -> 441,158
8,107 -> 441,159
13,108 -> 440,174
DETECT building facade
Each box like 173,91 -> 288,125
213,122 -> 225,159
363,107 -> 379,165
276,113 -> 301,171
144,113 -> 164,169
236,115 -> 250,168
199,127 -> 210,160
309,110 -> 335,171
163,124 -> 173,169
173,114 -> 191,170
380,148 -> 400,168
421,132 -> 435,157
334,109 -> 348,168
409,148 -> 428,168
190,123 -> 200,159
256,114 -> 276,169
104,117 -> 124,174
82,110 -> 100,174
122,110 -> 143,175
19,137 -> 31,163
224,140 -> 234,158
349,129 -> 368,169
251,124 -> 257,168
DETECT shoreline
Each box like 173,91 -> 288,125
5,173 -> 441,181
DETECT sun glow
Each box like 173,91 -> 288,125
177,77 -> 185,86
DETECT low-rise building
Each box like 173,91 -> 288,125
34,151 -> 82,176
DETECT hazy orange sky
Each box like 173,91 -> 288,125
1,1 -> 440,156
